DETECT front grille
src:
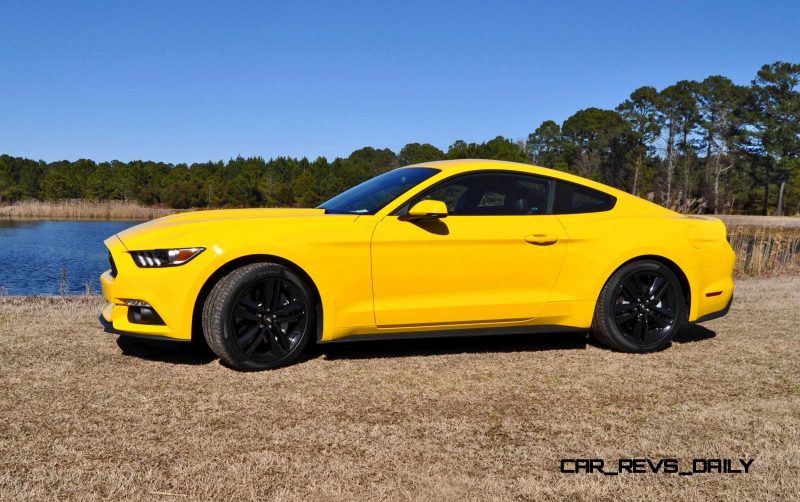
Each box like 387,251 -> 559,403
109,252 -> 118,278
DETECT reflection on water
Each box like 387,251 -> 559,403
0,219 -> 39,229
0,220 -> 142,295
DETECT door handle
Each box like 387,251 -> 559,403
524,234 -> 559,245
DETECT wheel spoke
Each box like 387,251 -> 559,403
260,279 -> 273,307
277,327 -> 291,351
647,312 -> 669,328
261,326 -> 272,349
235,305 -> 259,322
239,297 -> 260,313
650,305 -> 675,319
267,325 -> 289,353
276,313 -> 304,323
269,280 -> 283,310
614,312 -> 636,326
615,302 -> 635,314
633,316 -> 645,341
245,328 -> 269,354
616,312 -> 636,324
621,282 -> 638,302
273,301 -> 304,323
615,301 -> 636,324
648,276 -> 666,299
238,324 -> 260,347
633,274 -> 649,297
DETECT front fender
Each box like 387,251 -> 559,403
178,219 -> 377,341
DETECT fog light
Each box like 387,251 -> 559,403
125,299 -> 152,307
126,302 -> 165,325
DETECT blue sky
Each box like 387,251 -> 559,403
1,0 -> 798,164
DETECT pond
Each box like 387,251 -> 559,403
0,220 -> 142,295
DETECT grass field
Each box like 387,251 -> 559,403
719,214 -> 800,228
0,276 -> 798,500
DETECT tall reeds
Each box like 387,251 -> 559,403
0,200 -> 178,220
727,224 -> 800,277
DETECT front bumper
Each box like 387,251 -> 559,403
100,235 -> 201,342
99,312 -> 190,343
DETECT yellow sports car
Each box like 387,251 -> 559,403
100,160 -> 734,370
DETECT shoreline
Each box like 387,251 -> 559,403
0,200 -> 180,221
0,216 -> 154,221
1,201 -> 798,223
2,207 -> 797,231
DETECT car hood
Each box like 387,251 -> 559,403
114,208 -> 329,250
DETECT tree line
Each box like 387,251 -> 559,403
1,61 -> 798,215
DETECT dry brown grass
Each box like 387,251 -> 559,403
719,215 -> 800,229
0,277 -> 798,500
0,200 -> 178,220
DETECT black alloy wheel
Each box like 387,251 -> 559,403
203,262 -> 315,370
592,259 -> 686,353
231,276 -> 308,359
612,270 -> 678,345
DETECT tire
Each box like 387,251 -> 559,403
202,262 -> 315,371
592,259 -> 686,353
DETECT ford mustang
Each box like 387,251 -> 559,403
100,159 -> 734,370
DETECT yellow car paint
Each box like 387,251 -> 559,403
100,160 -> 735,343
406,199 -> 448,218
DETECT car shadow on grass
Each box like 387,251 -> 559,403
112,331 -> 591,368
116,335 -> 216,365
316,324 -> 717,361
113,325 -> 717,366
672,324 -> 717,344
315,330 -> 592,361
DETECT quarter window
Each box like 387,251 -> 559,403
552,180 -> 616,214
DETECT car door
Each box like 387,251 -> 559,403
371,171 -> 567,328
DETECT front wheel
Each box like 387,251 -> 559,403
592,260 -> 686,353
202,262 -> 315,370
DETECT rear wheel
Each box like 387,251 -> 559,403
202,262 -> 314,370
592,260 -> 685,353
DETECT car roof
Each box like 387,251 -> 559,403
390,159 -> 677,218
409,159 -> 621,195
412,159 -> 573,178
413,159 -> 532,171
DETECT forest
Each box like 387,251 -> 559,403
1,61 -> 798,215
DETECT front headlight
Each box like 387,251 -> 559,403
129,248 -> 205,268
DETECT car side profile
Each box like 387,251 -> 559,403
100,159 -> 735,370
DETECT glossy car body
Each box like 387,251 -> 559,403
101,160 -> 734,347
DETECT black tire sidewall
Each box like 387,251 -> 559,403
601,260 -> 685,353
216,263 -> 314,370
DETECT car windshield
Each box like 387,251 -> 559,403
318,167 -> 440,215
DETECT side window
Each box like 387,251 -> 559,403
553,180 -> 616,214
421,182 -> 469,212
419,172 -> 550,216
478,191 -> 505,208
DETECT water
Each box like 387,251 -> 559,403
0,220 -> 143,295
